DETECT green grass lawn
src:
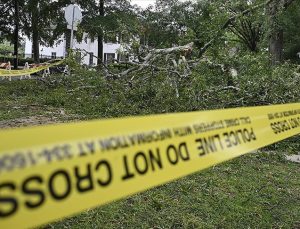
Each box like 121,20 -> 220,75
47,149 -> 300,229
0,75 -> 299,228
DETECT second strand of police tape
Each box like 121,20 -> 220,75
0,60 -> 64,77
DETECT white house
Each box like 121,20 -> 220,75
25,34 -> 122,65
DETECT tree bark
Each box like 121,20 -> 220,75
269,29 -> 283,65
267,0 -> 295,65
13,0 -> 19,69
32,0 -> 40,63
97,0 -> 104,66
267,0 -> 283,65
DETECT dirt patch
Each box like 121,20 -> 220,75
0,115 -> 62,129
0,109 -> 82,129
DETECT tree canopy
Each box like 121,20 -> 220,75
0,0 -> 299,68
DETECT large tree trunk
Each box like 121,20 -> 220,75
267,0 -> 295,65
97,0 -> 104,66
32,0 -> 40,63
13,0 -> 19,70
269,29 -> 283,65
267,0 -> 283,65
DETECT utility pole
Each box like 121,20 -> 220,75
70,0 -> 76,49
64,0 -> 82,51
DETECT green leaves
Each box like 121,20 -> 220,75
281,0 -> 300,60
80,0 -> 139,43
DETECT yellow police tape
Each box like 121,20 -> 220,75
0,103 -> 300,228
0,60 -> 64,77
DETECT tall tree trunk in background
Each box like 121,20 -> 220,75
13,0 -> 19,69
32,0 -> 40,63
267,0 -> 295,65
267,0 -> 283,65
97,0 -> 104,66
269,29 -> 283,65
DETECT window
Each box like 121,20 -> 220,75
51,52 -> 56,59
89,52 -> 94,66
104,53 -> 115,64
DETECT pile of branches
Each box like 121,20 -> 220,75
77,0 -> 275,81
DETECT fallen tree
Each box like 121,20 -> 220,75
81,0 -> 274,80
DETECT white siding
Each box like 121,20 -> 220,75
25,37 -> 65,59
24,34 -> 121,65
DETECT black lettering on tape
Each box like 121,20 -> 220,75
173,126 -> 193,137
289,117 -> 300,129
134,152 -> 148,175
236,129 -> 244,143
0,157 -> 4,173
78,143 -> 87,157
149,149 -> 163,171
215,135 -> 224,150
243,129 -> 252,142
270,120 -> 291,134
27,152 -> 37,167
270,123 -> 277,134
178,143 -> 190,161
230,131 -> 241,146
167,142 -> 190,164
48,170 -> 71,200
2,155 -> 13,172
61,145 -> 73,159
195,138 -> 206,156
0,183 -> 18,217
95,160 -> 112,186
13,153 -> 26,170
122,149 -> 164,181
122,156 -> 135,181
22,176 -> 45,209
223,133 -> 231,148
1,159 -> 114,218
0,153 -> 28,173
195,136 -> 218,156
78,142 -> 95,157
40,149 -> 55,163
39,145 -> 72,163
166,145 -> 179,165
240,117 -> 251,124
75,164 -> 94,193
223,128 -> 256,148
85,142 -> 95,154
225,118 -> 240,128
249,128 -> 257,141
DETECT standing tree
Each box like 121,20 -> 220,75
267,0 -> 296,64
0,0 -> 24,69
22,0 -> 68,63
79,0 -> 137,66
26,0 -> 41,63
98,0 -> 104,64
281,0 -> 300,60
